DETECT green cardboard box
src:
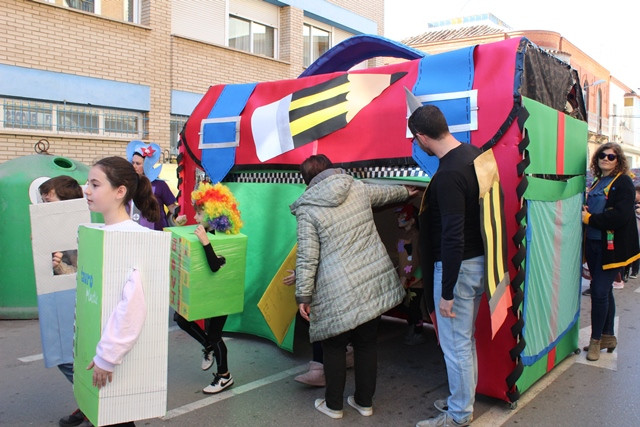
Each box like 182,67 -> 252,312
74,226 -> 171,426
166,226 -> 246,320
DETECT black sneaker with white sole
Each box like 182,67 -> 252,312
203,373 -> 234,394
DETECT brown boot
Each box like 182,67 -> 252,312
294,361 -> 325,386
586,339 -> 601,361
600,334 -> 617,353
583,334 -> 618,352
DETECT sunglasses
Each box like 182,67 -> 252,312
598,152 -> 617,161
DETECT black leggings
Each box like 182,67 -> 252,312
174,312 -> 228,373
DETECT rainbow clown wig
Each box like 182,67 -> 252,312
191,182 -> 243,234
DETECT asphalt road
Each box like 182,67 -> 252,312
2,278 -> 639,426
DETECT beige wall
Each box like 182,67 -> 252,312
0,0 -> 384,164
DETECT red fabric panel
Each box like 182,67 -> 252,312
471,38 -> 523,402
178,85 -> 226,220
234,60 -> 419,166
556,112 -> 565,174
546,347 -> 556,372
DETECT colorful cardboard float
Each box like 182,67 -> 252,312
176,35 -> 587,404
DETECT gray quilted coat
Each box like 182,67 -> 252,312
290,169 -> 409,342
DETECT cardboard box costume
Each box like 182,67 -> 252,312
167,225 -> 246,321
29,198 -> 90,368
74,225 -> 170,426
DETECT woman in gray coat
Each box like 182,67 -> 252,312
290,154 -> 417,419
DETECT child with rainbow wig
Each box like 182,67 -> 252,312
173,181 -> 243,394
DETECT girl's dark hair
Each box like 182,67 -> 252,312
94,156 -> 160,222
300,154 -> 333,185
39,175 -> 83,200
590,142 -> 629,178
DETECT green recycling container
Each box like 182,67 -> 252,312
0,155 -> 91,319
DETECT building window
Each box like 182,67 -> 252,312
303,24 -> 330,67
170,115 -> 189,156
57,106 -> 100,134
104,112 -> 140,135
229,15 -> 275,58
0,98 -> 147,138
66,0 -> 94,13
62,0 -> 141,24
3,100 -> 53,131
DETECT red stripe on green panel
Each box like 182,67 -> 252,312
556,112 -> 565,174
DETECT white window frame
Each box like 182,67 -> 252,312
303,22 -> 332,68
227,14 -> 278,59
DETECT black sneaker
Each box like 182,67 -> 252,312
59,409 -> 87,427
582,288 -> 591,296
202,373 -> 234,394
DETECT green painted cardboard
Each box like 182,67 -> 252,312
74,227 -> 104,423
167,226 -> 247,320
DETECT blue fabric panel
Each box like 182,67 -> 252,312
201,83 -> 256,183
411,46 -> 475,176
202,121 -> 237,145
37,289 -> 76,368
300,35 -> 425,77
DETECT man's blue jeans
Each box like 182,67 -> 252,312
433,256 -> 484,424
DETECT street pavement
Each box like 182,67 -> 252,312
2,278 -> 639,426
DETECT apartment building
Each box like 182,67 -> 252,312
400,14 -> 640,166
0,0 -> 384,164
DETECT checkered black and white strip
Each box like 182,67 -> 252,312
224,166 -> 428,184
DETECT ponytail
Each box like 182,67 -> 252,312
133,175 -> 161,223
94,156 -> 160,222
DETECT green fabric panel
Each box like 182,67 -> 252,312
524,175 -> 585,201
517,321 -> 579,393
523,97 -> 558,174
166,226 -> 247,320
522,97 -> 588,176
562,113 -> 588,175
523,195 -> 581,361
74,227 -> 104,425
224,182 -> 305,352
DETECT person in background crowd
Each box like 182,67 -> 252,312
410,105 -> 485,427
126,140 -> 185,230
38,176 -> 87,427
582,143 -> 640,361
291,154 -> 417,419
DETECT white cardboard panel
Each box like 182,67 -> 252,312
29,198 -> 91,295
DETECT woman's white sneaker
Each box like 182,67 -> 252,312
347,395 -> 373,416
314,399 -> 343,419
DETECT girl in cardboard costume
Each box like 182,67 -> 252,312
83,156 -> 160,426
172,181 -> 243,394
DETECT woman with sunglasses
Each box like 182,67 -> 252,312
582,142 -> 640,361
